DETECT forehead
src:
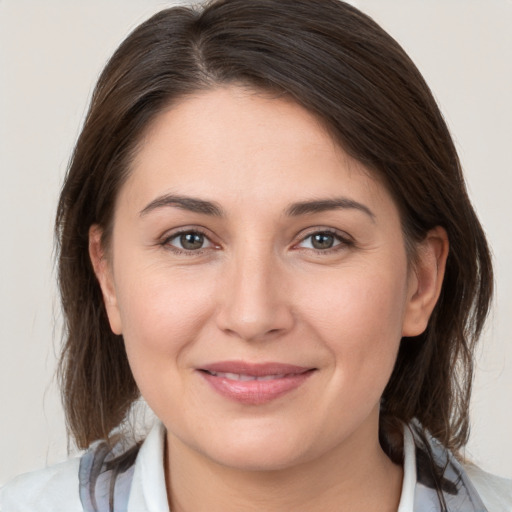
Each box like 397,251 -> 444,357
122,85 -> 395,218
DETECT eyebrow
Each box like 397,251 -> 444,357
140,194 -> 224,217
285,198 -> 375,221
139,194 -> 375,221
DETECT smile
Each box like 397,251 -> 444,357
205,371 -> 290,381
198,362 -> 316,405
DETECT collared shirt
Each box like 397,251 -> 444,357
1,421 -> 511,511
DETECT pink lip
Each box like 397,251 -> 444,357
197,361 -> 315,405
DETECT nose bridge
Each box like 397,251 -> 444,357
216,240 -> 293,341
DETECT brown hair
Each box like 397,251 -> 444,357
56,0 -> 492,465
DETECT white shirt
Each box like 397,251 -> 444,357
1,421 -> 511,511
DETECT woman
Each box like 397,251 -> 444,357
1,0 -> 510,510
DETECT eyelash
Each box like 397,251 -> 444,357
160,228 -> 354,256
160,228 -> 216,256
294,229 -> 354,255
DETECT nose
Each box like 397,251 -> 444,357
215,248 -> 295,342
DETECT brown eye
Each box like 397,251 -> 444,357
311,233 -> 335,250
180,232 -> 204,250
296,230 -> 351,252
166,231 -> 213,252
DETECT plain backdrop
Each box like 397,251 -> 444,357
0,0 -> 511,485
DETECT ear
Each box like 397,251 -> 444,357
402,226 -> 449,337
89,225 -> 123,335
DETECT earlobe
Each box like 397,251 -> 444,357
402,226 -> 449,337
88,225 -> 123,335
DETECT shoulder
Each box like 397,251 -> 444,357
0,422 -> 165,512
0,457 -> 82,512
405,420 -> 512,511
464,463 -> 512,512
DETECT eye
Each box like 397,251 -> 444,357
165,230 -> 214,252
297,230 -> 352,251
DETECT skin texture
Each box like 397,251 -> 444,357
90,86 -> 448,512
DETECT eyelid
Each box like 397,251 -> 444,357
292,227 -> 355,252
160,226 -> 220,254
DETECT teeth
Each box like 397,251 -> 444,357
225,372 -> 244,380
257,374 -> 286,381
208,371 -> 287,381
238,374 -> 256,381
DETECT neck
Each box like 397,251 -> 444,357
165,419 -> 403,512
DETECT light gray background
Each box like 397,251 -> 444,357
1,0 -> 511,485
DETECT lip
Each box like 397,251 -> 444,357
197,361 -> 316,405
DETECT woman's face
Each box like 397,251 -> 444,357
92,86 -> 437,471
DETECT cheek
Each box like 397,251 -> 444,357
299,265 -> 408,338
113,262 -> 217,377
296,262 -> 408,384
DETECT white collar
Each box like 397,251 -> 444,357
398,424 -> 417,511
127,421 -> 170,512
128,421 -> 417,512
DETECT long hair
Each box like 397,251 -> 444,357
56,0 -> 492,464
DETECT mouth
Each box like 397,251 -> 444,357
202,371 -> 292,381
197,362 -> 316,405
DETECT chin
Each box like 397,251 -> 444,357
189,423 -> 315,472
208,444 -> 308,472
